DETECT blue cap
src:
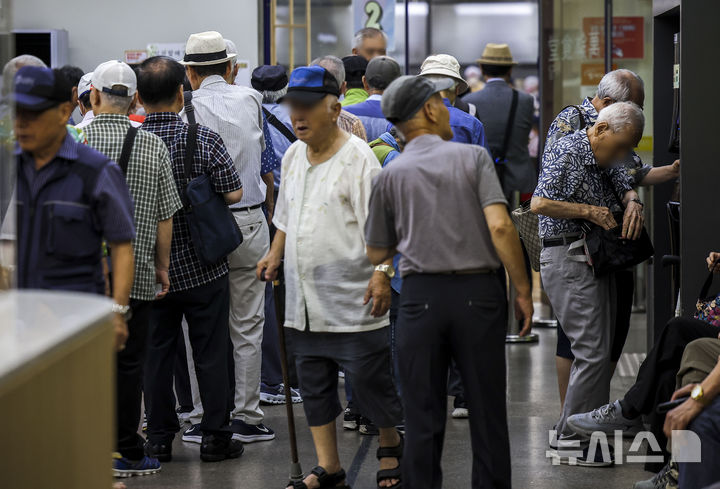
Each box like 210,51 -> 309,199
14,66 -> 71,111
251,65 -> 288,92
279,66 -> 340,104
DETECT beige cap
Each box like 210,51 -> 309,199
419,54 -> 468,94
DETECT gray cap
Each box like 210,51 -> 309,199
365,56 -> 401,90
381,75 -> 455,124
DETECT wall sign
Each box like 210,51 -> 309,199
582,17 -> 644,59
146,43 -> 186,62
353,0 -> 396,50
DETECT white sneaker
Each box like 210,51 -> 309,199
452,407 -> 469,419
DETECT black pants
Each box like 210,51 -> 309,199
116,299 -> 151,460
397,274 -> 510,489
145,275 -> 232,443
173,332 -> 194,412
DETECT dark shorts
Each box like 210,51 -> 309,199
286,326 -> 403,428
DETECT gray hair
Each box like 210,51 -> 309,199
597,69 -> 644,102
311,55 -> 345,87
353,27 -> 388,50
2,54 -> 47,96
262,86 -> 288,104
98,88 -> 133,112
225,39 -> 237,68
596,101 -> 645,136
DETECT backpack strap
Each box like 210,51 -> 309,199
263,107 -> 297,144
184,90 -> 197,126
495,89 -> 519,164
117,126 -> 139,175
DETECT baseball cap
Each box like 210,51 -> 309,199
92,60 -> 137,97
14,66 -> 72,111
364,56 -> 401,90
381,75 -> 455,124
77,72 -> 93,99
342,55 -> 368,84
251,65 -> 288,92
279,66 -> 340,104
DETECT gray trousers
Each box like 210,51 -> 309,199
540,245 -> 617,438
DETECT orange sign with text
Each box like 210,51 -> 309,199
583,17 -> 644,59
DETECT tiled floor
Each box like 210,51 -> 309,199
126,314 -> 653,489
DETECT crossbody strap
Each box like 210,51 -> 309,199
699,259 -> 720,299
184,90 -> 197,126
495,89 -> 519,164
262,107 -> 297,143
117,126 -> 139,175
182,123 -> 200,208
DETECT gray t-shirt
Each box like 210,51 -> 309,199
365,134 -> 508,277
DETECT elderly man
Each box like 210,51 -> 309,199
546,68 -> 681,411
532,101 -> 646,466
83,60 -> 183,476
257,65 -> 403,489
344,56 -> 401,141
341,55 -> 369,107
352,27 -> 387,60
181,30 -> 275,442
365,75 -> 532,489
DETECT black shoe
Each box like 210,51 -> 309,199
200,434 -> 244,462
343,407 -> 359,431
144,440 -> 172,463
359,416 -> 379,436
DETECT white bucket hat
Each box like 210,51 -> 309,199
419,54 -> 468,94
182,31 -> 237,66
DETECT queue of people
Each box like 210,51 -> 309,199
4,21 -> 717,489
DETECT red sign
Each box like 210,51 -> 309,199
583,17 -> 644,59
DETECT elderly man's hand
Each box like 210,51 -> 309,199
113,314 -> 129,352
707,252 -> 720,273
364,271 -> 392,317
671,159 -> 680,177
256,252 -> 282,282
622,200 -> 645,240
663,388 -> 705,438
587,206 -> 617,230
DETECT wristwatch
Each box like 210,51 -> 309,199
375,264 -> 396,279
691,384 -> 708,406
112,303 -> 132,321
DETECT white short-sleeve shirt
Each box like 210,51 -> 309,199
273,134 -> 386,333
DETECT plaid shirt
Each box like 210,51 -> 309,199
142,112 -> 242,292
85,113 -> 182,300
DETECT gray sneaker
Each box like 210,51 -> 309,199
567,400 -> 643,437
633,461 -> 678,489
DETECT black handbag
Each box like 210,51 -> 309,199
580,174 -> 654,277
183,123 -> 243,266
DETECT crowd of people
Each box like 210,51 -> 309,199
2,22 -> 719,489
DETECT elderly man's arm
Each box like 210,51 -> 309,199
257,229 -> 286,282
531,196 -> 617,230
109,241 -> 134,351
262,172 -> 275,222
484,203 -> 533,336
640,160 -> 680,186
367,246 -> 396,265
154,217 -> 173,299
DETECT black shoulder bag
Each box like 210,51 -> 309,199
182,123 -> 243,266
117,126 -> 139,175
580,174 -> 654,277
493,89 -> 519,188
184,90 -> 196,125
262,107 -> 297,144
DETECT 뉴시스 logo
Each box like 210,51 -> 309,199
546,429 -> 702,465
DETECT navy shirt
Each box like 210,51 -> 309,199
344,94 -> 389,142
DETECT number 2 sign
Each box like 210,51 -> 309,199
353,0 -> 396,50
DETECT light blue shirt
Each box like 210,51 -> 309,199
263,103 -> 294,188
344,94 -> 388,142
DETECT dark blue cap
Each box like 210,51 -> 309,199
279,66 -> 340,104
251,65 -> 288,92
14,66 -> 71,111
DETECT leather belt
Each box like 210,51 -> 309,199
542,234 -> 582,248
232,203 -> 263,213
439,268 -> 493,275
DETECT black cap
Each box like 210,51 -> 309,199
251,65 -> 288,91
381,75 -> 455,124
364,56 -> 401,90
342,55 -> 368,84
278,66 -> 341,105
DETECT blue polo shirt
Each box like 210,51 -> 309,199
344,94 -> 389,142
443,98 -> 488,148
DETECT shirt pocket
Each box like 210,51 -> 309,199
46,202 -> 99,259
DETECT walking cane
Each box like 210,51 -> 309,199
262,266 -> 304,483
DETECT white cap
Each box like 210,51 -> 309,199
92,60 -> 137,97
77,72 -> 93,98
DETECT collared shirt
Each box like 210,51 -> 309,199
545,97 -> 651,187
85,113 -> 182,300
443,98 -> 487,148
75,110 -> 95,129
341,87 -> 369,107
366,134 -> 507,277
263,103 -> 294,187
534,130 -> 633,239
183,75 -> 266,207
142,112 -> 242,292
273,134 -> 386,333
261,115 -> 281,176
344,94 -> 388,141
338,110 -> 368,141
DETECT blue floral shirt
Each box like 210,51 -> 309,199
534,129 -> 632,239
544,97 -> 651,187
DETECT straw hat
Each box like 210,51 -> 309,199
182,31 -> 237,66
477,43 -> 517,66
419,54 -> 468,94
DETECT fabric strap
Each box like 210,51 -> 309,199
184,90 -> 197,126
262,107 -> 297,143
117,126 -> 139,175
183,123 -> 199,207
495,89 -> 519,164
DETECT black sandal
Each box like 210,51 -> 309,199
376,438 -> 403,489
287,466 -> 351,489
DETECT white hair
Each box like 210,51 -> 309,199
311,56 -> 345,87
353,27 -> 388,50
262,86 -> 288,104
224,39 -> 237,68
423,74 -> 457,92
597,69 -> 644,102
2,54 -> 47,96
596,101 -> 645,136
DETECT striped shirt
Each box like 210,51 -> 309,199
85,113 -> 182,301
183,75 -> 266,207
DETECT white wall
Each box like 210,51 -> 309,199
12,0 -> 259,72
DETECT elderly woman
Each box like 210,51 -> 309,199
256,65 -> 403,489
532,101 -> 646,466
